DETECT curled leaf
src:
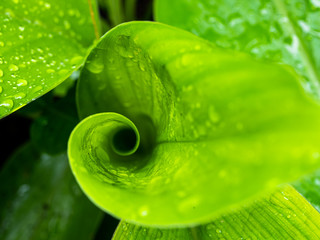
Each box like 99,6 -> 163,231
69,22 -> 320,226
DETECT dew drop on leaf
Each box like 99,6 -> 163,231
58,69 -> 69,76
13,93 -> 26,99
17,79 -> 28,87
70,56 -> 83,66
46,69 -> 55,74
8,64 -> 19,71
0,99 -> 14,109
86,59 -> 104,74
122,222 -> 128,231
0,69 -> 3,77
139,206 -> 149,217
31,85 -> 43,94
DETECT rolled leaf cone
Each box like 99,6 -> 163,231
68,22 -> 320,226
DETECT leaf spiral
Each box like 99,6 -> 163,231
68,22 -> 320,226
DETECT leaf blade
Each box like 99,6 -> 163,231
0,0 -> 99,118
113,185 -> 320,239
155,0 -> 320,95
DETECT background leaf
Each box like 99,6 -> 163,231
294,169 -> 320,212
30,85 -> 78,155
72,21 -> 320,226
0,0 -> 100,118
155,0 -> 320,95
0,143 -> 103,240
113,185 -> 320,239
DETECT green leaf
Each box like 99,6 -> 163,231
154,0 -> 320,95
69,21 -> 320,226
0,0 -> 100,119
0,143 -> 103,240
113,185 -> 320,239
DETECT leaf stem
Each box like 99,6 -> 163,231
273,0 -> 320,95
88,0 -> 100,40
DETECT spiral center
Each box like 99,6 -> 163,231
112,128 -> 137,155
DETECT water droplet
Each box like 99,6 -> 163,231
46,69 -> 55,73
14,93 -> 26,99
19,26 -> 25,31
0,99 -> 13,109
216,229 -> 222,233
0,69 -> 3,77
70,56 -> 83,66
122,223 -> 128,231
86,59 -> 104,74
17,79 -> 28,86
0,41 -> 4,47
139,206 -> 149,217
31,85 -> 43,94
9,64 -> 19,71
58,69 -> 69,76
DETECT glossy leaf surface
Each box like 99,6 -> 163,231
113,185 -> 320,239
70,22 -> 320,226
0,144 -> 103,240
0,0 -> 99,118
155,0 -> 320,95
